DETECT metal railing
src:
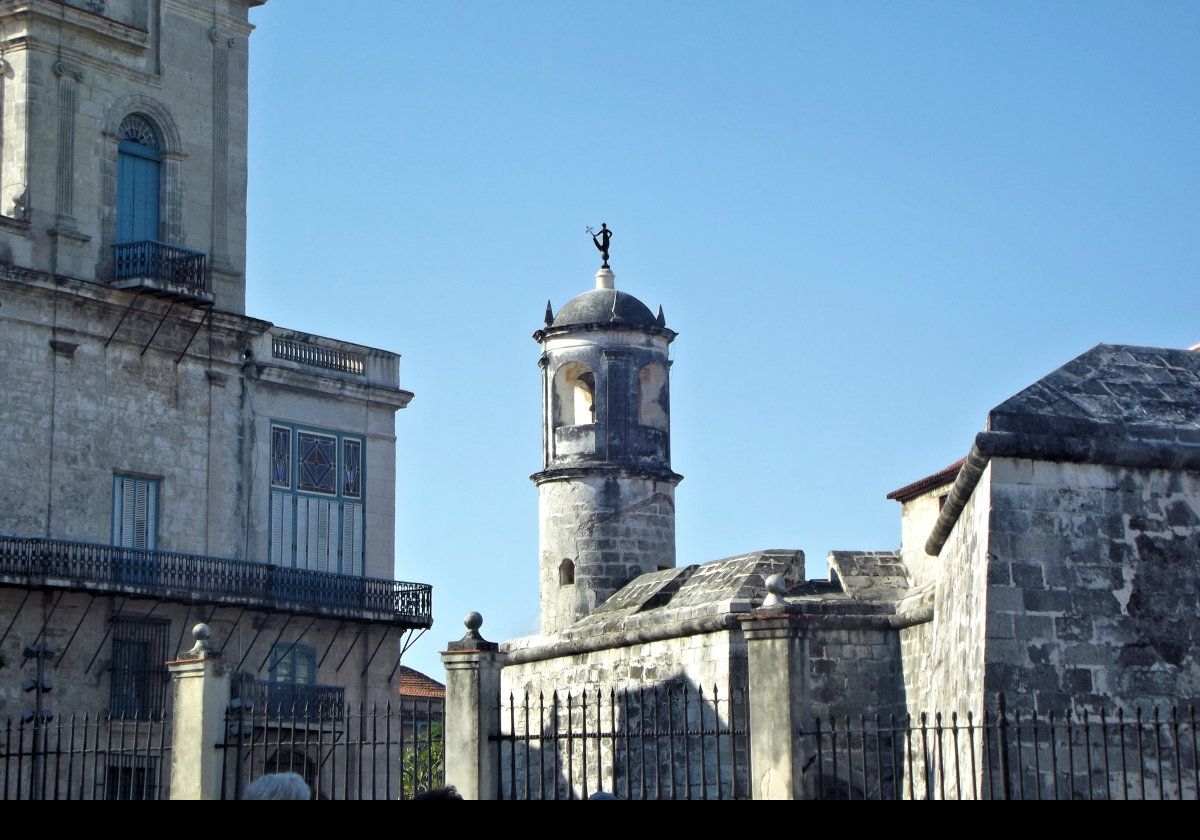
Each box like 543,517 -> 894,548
493,683 -> 750,800
112,240 -> 208,296
272,337 -> 366,376
231,674 -> 346,718
800,695 -> 1200,800
0,535 -> 433,627
1,712 -> 171,800
220,699 -> 444,800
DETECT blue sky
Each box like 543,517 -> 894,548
244,2 -> 1200,678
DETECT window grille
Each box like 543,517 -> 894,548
109,616 -> 170,719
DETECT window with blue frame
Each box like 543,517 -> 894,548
112,475 -> 159,550
269,422 -> 365,576
116,114 -> 161,244
112,475 -> 160,585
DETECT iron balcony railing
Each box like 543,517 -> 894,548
231,674 -> 346,718
0,535 -> 432,627
112,240 -> 209,296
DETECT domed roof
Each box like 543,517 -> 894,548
551,288 -> 659,329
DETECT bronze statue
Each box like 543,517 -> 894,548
587,223 -> 612,269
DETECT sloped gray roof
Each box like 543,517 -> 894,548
987,344 -> 1200,443
827,550 -> 908,600
566,550 -> 807,635
927,343 -> 1200,555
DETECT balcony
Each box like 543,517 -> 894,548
0,535 -> 432,628
111,240 -> 211,303
231,674 -> 346,718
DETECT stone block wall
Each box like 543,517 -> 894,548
984,457 -> 1200,711
501,628 -> 747,798
538,474 -> 676,634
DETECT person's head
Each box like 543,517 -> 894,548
412,785 -> 464,800
244,772 -> 311,800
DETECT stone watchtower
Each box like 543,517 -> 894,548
532,265 -> 682,634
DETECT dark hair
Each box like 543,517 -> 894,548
412,785 -> 463,800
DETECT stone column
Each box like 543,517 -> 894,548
52,60 -> 83,229
166,623 -> 234,800
440,612 -> 504,800
742,578 -> 806,799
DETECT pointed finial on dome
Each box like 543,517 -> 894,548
544,300 -> 554,327
656,305 -> 666,327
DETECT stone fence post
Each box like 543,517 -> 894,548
166,623 -> 233,800
742,585 -> 806,800
441,612 -> 505,800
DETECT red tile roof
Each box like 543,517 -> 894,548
397,666 -> 445,699
885,458 -> 965,503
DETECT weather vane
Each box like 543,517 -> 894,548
586,223 -> 612,269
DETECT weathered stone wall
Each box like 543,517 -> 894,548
0,272 -> 255,555
915,465 -> 991,721
0,0 -> 255,312
501,628 -> 747,798
538,475 -> 676,634
984,457 -> 1200,711
898,487 -> 945,590
0,269 -> 405,578
801,625 -> 904,722
0,589 -> 403,720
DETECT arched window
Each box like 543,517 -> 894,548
552,362 -> 597,428
116,114 -> 161,244
638,363 -> 668,429
559,558 -> 575,586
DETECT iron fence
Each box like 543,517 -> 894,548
231,673 -> 346,718
219,699 -> 444,800
112,240 -> 208,295
800,696 -> 1200,800
0,534 -> 432,626
494,683 -> 750,800
0,713 -> 171,800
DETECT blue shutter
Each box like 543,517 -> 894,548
112,476 -> 158,550
116,144 -> 160,244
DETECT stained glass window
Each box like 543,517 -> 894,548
297,432 -> 336,494
271,426 -> 291,488
118,114 -> 160,150
343,438 -> 362,498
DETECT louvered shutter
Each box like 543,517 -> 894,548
113,476 -> 157,550
296,495 -> 310,570
270,491 -> 284,565
342,502 -> 363,576
316,499 -> 331,573
121,479 -> 136,547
